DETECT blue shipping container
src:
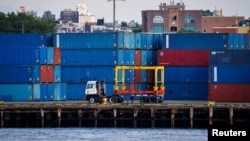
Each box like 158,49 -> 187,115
66,83 -> 85,100
53,33 -> 119,49
209,65 -> 250,83
33,84 -> 40,101
54,83 -> 67,101
210,50 -> 250,65
61,49 -> 117,66
0,84 -> 32,101
161,33 -> 228,49
0,33 -> 52,47
227,34 -> 245,49
0,66 -> 33,83
135,33 -> 141,49
54,65 -> 61,82
61,66 -> 115,83
164,67 -> 208,83
0,47 -> 40,65
33,65 -> 40,83
47,47 -> 54,64
40,83 -> 54,101
124,32 -> 135,49
164,83 -> 208,100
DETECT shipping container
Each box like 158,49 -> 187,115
157,49 -> 209,66
54,47 -> 61,64
209,84 -> 250,102
53,32 -> 120,49
153,33 -> 161,49
0,47 -> 40,65
33,84 -> 40,101
164,83 -> 208,100
123,50 -> 135,65
141,50 -> 147,65
135,33 -> 141,49
227,34 -> 245,49
39,47 -> 47,64
164,66 -> 208,83
161,33 -> 228,49
209,65 -> 250,83
33,65 -> 40,83
61,66 -> 115,83
124,32 -> 135,49
117,49 -> 124,65
134,50 -> 141,66
54,83 -> 67,101
40,83 -> 54,101
40,65 -> 54,83
0,84 -> 32,101
47,47 -> 54,64
134,70 -> 141,83
245,34 -> 250,49
0,33 -> 52,47
0,66 -> 33,83
66,83 -> 85,100
141,33 -> 153,49
61,49 -> 117,66
54,65 -> 61,82
209,50 -> 250,65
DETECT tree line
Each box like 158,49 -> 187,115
0,12 -> 56,33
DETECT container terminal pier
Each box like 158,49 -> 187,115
0,101 -> 250,128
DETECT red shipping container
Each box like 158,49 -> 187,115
135,70 -> 141,83
147,70 -> 154,83
40,65 -> 54,83
54,47 -> 61,64
157,50 -> 209,66
209,84 -> 250,102
135,50 -> 141,66
40,65 -> 47,82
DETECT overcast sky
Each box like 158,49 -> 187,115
0,0 -> 249,23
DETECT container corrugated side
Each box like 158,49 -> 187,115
157,49 -> 209,66
209,84 -> 250,102
66,83 -> 85,100
164,66 -> 208,83
54,65 -> 61,82
0,66 -> 33,83
161,33 -> 228,49
54,48 -> 61,64
0,47 -> 40,65
54,83 -> 67,101
245,34 -> 250,49
33,84 -> 40,101
164,83 -> 208,100
61,66 -> 115,83
47,47 -> 54,64
134,50 -> 141,66
40,65 -> 54,83
124,32 -> 135,49
39,47 -> 47,64
33,65 -> 40,83
227,34 -> 245,49
209,65 -> 250,83
135,33 -> 141,49
209,50 -> 250,65
40,83 -> 54,101
0,33 -> 51,47
53,33 -> 118,49
0,84 -> 32,101
123,50 -> 135,65
61,49 -> 117,66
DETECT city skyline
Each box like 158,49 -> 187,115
0,0 -> 249,23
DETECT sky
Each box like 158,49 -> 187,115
0,0 -> 249,24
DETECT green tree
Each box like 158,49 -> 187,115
121,21 -> 127,27
0,12 -> 56,33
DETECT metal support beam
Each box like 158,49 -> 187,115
40,108 -> 44,127
190,105 -> 193,128
229,105 -> 233,125
57,108 -> 62,127
209,104 -> 213,125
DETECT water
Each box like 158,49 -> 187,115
0,128 -> 208,141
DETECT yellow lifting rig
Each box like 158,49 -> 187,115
112,65 -> 165,103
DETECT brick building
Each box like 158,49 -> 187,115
142,1 -> 245,33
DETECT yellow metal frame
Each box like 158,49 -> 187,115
114,66 -> 165,95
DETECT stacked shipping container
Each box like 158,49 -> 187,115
0,32 -> 250,102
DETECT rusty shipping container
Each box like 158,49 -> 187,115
209,84 -> 250,102
157,49 -> 209,66
134,50 -> 141,66
54,47 -> 61,64
40,65 -> 54,83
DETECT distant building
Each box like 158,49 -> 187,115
42,10 -> 56,20
77,2 -> 96,24
142,1 -> 202,33
142,0 -> 245,33
17,6 -> 37,17
60,9 -> 79,23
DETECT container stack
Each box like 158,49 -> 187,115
1,32 -> 250,102
0,34 -> 53,101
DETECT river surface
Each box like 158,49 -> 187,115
0,127 -> 208,141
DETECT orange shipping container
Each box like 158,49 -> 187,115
54,47 -> 61,64
40,65 -> 54,83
